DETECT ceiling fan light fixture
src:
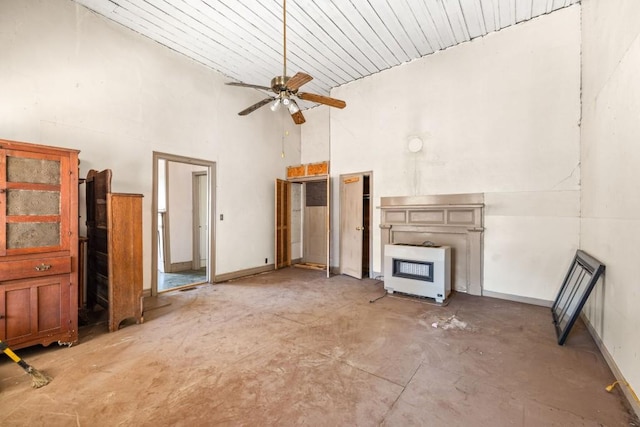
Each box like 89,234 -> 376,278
282,96 -> 291,106
270,98 -> 281,111
288,101 -> 300,114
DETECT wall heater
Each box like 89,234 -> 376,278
384,244 -> 451,303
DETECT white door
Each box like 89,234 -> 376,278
191,171 -> 208,270
339,174 -> 364,278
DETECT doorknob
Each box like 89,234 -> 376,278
356,226 -> 364,231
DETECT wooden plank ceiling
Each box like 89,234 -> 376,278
73,0 -> 579,101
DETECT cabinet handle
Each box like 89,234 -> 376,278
35,264 -> 52,271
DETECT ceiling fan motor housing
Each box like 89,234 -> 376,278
271,76 -> 291,93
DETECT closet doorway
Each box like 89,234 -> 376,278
275,177 -> 330,278
152,152 -> 216,295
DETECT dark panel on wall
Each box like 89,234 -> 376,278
306,181 -> 327,207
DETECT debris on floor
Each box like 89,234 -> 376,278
433,315 -> 469,330
294,262 -> 326,271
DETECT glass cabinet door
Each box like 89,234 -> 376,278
1,149 -> 69,256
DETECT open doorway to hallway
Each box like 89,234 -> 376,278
152,152 -> 216,294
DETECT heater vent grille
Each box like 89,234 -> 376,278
393,259 -> 433,282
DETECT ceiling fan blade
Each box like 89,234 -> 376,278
238,98 -> 274,116
286,72 -> 313,91
297,92 -> 346,109
227,82 -> 272,92
291,110 -> 306,125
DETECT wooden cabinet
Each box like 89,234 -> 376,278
86,170 -> 143,332
0,139 -> 79,350
107,193 -> 143,332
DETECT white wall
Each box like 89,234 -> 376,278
300,107 -> 330,164
580,0 -> 640,410
329,6 -> 581,301
0,0 -> 301,287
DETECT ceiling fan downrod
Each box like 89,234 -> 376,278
283,0 -> 287,79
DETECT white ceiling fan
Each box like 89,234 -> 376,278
226,0 -> 346,125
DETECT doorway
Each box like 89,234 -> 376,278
275,177 -> 331,278
339,172 -> 372,279
152,152 -> 216,295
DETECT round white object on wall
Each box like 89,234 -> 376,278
408,137 -> 423,153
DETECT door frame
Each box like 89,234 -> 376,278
151,152 -> 216,296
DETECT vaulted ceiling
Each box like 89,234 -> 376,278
73,0 -> 579,100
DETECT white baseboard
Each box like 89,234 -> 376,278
141,265 -> 274,297
580,312 -> 640,420
482,290 -> 553,307
168,261 -> 193,273
214,264 -> 274,283
327,269 -> 382,279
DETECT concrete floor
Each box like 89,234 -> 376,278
0,268 -> 637,426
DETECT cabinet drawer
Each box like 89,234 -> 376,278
0,257 -> 72,282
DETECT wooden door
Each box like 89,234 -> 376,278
86,169 -> 112,309
275,179 -> 291,269
0,274 -> 70,347
0,148 -> 72,257
340,174 -> 364,278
